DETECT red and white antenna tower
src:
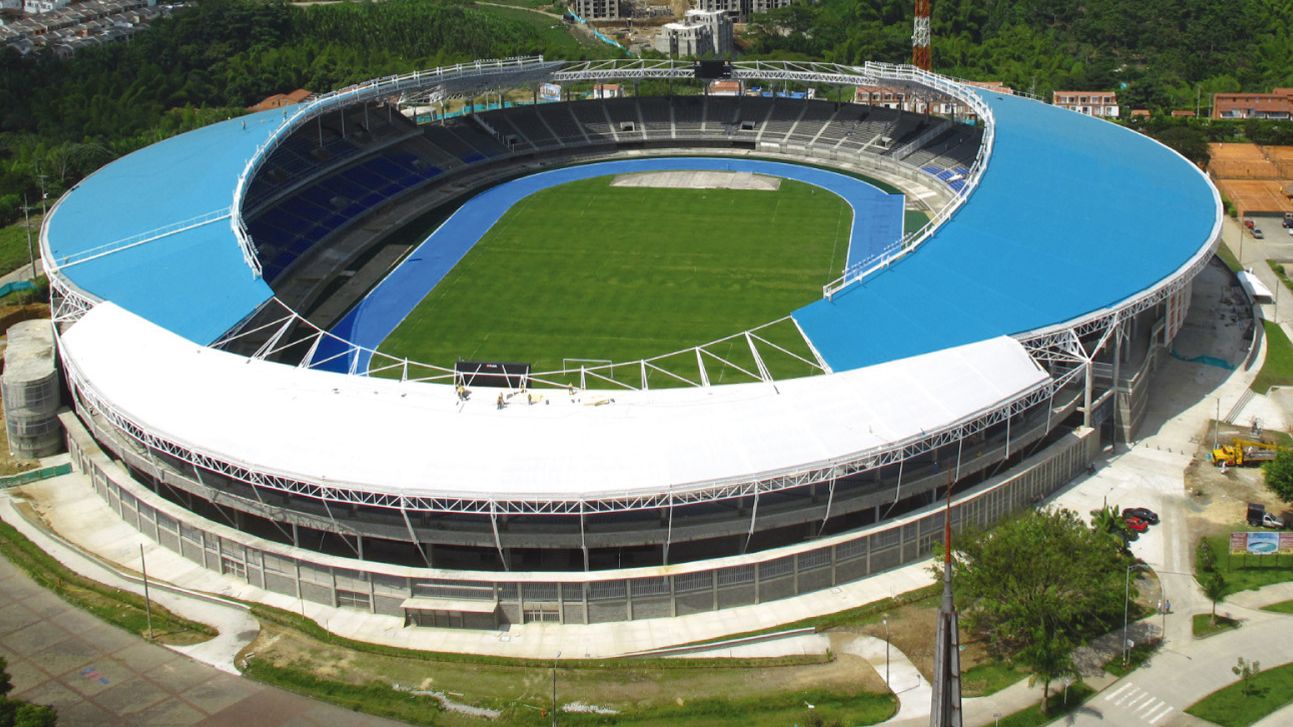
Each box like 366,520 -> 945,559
912,0 -> 932,70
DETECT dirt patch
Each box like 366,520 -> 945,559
1184,421 -> 1293,531
611,170 -> 782,191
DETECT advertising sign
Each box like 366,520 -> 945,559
1229,531 -> 1293,555
539,83 -> 562,103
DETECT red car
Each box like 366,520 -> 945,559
1125,516 -> 1149,533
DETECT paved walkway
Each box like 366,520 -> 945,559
1042,221 -> 1293,726
0,546 -> 406,727
14,470 -> 939,660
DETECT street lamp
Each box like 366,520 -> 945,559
883,614 -> 890,688
551,650 -> 561,727
1123,563 -> 1151,665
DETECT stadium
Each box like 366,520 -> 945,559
42,58 -> 1220,630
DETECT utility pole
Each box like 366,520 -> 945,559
551,650 -> 561,727
21,194 -> 37,283
140,544 -> 154,641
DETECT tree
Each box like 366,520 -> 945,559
1233,657 -> 1262,698
1196,538 -> 1217,574
1262,450 -> 1293,503
1019,628 -> 1077,716
1091,503 -> 1133,552
1200,570 -> 1227,625
950,508 -> 1132,712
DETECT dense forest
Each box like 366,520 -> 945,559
748,0 -> 1293,108
0,0 -> 612,223
3,0 -> 1293,224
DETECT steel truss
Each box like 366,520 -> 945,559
213,297 -> 827,389
62,336 -> 1059,516
44,57 -> 1223,519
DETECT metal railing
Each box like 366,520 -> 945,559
821,62 -> 997,299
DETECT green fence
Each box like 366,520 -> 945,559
0,462 -> 71,489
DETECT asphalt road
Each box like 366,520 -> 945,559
0,555 -> 406,726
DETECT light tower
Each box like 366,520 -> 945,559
912,0 -> 932,71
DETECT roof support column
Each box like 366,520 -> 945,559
490,502 -> 509,572
399,500 -> 432,567
818,476 -> 836,536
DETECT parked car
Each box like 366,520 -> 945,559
1125,516 -> 1149,533
1122,507 -> 1159,525
1253,227 -> 1265,239
1245,218 -> 1256,230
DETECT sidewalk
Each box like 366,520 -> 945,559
0,489 -> 258,674
9,469 -> 938,660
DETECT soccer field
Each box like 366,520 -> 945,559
376,175 -> 853,382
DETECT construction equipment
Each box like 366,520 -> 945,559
1212,438 -> 1282,467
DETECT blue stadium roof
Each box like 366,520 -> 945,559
44,87 -> 1217,372
792,91 -> 1218,371
45,108 -> 282,344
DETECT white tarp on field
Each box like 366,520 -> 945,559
60,302 -> 1050,502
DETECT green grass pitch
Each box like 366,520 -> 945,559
376,175 -> 853,385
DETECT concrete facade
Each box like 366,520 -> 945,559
65,410 -> 1098,627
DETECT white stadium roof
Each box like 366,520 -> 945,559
62,302 -> 1049,503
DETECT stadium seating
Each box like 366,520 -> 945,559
245,96 -> 985,288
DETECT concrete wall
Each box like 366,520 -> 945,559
64,412 -> 1098,627
2,320 -> 61,458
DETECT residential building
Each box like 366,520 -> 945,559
23,0 -> 71,13
573,0 -> 622,21
1052,91 -> 1120,118
855,80 -> 1010,121
691,0 -> 789,22
655,9 -> 731,57
1212,89 -> 1293,120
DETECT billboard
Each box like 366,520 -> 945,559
539,83 -> 562,103
1230,531 -> 1293,555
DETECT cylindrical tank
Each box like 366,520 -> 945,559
3,319 -> 61,458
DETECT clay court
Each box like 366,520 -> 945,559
1209,143 -> 1293,213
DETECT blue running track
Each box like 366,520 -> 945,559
318,157 -> 903,372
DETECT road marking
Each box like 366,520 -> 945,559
1146,705 -> 1174,724
1135,698 -> 1164,715
1105,682 -> 1135,701
1126,693 -> 1152,709
1114,686 -> 1143,706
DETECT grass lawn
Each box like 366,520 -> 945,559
1104,638 -> 1161,678
995,681 -> 1095,727
1217,245 -> 1242,273
961,660 -> 1028,696
0,215 -> 40,278
1193,613 -> 1241,638
1262,599 -> 1293,614
1199,535 -> 1293,596
378,176 -> 851,383
0,515 -> 215,645
241,606 -> 896,726
1187,660 -> 1293,727
1253,319 -> 1293,392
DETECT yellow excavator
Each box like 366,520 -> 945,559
1212,438 -> 1282,467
